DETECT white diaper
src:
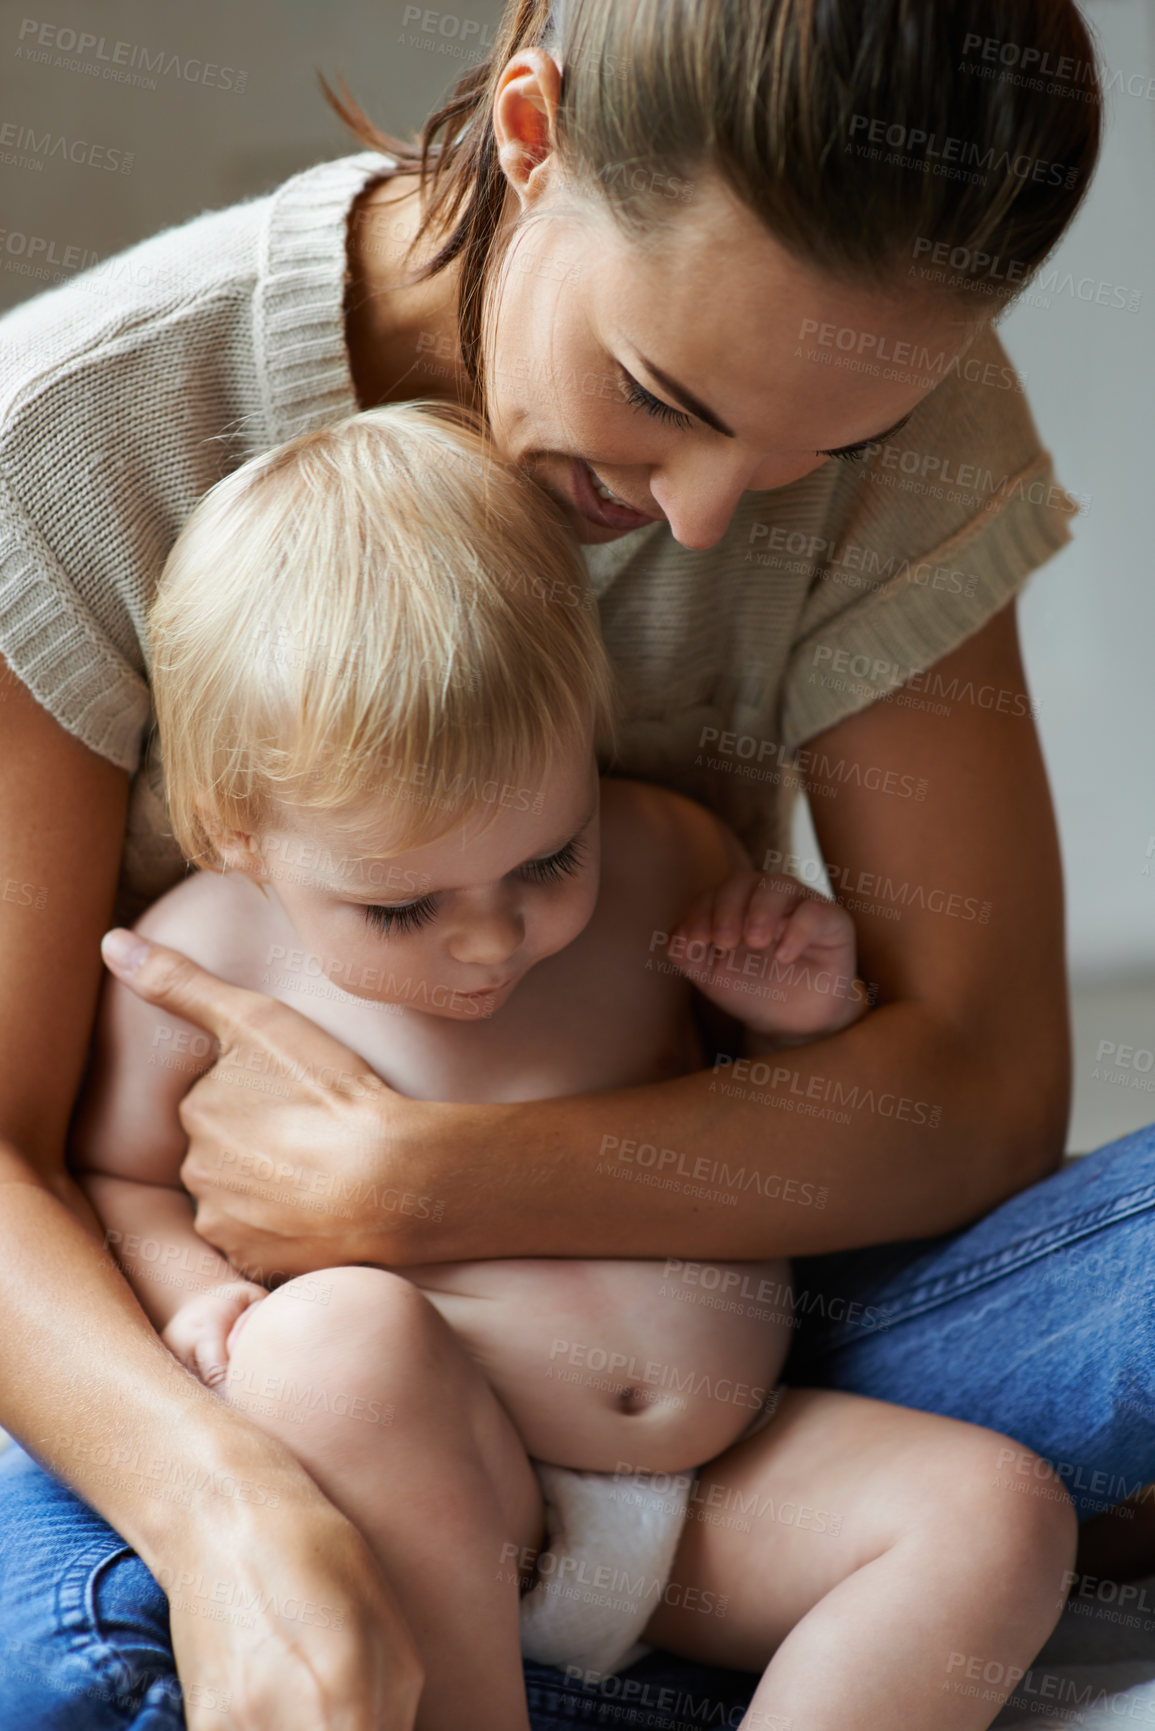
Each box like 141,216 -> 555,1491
518,1394 -> 782,1677
519,1461 -> 693,1677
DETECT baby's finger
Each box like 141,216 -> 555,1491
193,1333 -> 231,1390
743,885 -> 795,948
673,884 -> 719,946
776,895 -> 852,966
710,873 -> 762,950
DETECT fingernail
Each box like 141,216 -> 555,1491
101,929 -> 148,973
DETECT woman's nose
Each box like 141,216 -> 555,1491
650,447 -> 823,550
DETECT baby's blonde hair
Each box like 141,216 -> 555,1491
149,403 -> 616,869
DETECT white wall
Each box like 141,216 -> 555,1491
1005,0 -> 1155,983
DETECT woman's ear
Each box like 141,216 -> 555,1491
492,48 -> 564,210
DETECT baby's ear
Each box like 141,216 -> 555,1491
207,826 -> 266,879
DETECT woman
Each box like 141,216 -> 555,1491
0,0 -> 1133,1727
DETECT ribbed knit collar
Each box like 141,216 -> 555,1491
256,150 -> 395,447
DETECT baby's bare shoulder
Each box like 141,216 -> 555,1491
598,778 -> 749,912
135,869 -> 280,990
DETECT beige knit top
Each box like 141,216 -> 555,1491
0,153 -> 1077,926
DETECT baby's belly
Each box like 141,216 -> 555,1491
402,1255 -> 796,1474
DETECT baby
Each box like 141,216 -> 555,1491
72,406 -> 1074,1731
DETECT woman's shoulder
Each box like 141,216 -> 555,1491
0,151 -> 391,426
0,191 -> 266,405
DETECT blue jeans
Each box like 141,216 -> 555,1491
4,1124 -> 1155,1729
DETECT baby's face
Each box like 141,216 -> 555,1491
251,739 -> 602,1021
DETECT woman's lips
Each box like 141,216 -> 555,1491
570,458 -> 661,532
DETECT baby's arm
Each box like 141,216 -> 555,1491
71,875 -> 268,1379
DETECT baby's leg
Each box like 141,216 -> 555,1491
222,1268 -> 544,1731
640,1389 -> 1076,1731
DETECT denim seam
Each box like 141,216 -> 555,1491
813,1181 -> 1155,1354
53,1540 -> 143,1720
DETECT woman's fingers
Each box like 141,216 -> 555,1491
99,929 -> 417,1275
101,929 -> 260,1056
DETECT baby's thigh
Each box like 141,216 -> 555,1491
640,1388 -> 1074,1670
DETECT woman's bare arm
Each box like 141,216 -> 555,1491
0,656 -> 421,1729
109,603 -> 1067,1274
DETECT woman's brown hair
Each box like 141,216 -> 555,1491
329,0 -> 1103,396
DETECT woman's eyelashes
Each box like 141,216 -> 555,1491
619,371 -> 694,431
618,361 -> 874,462
819,444 -> 871,463
360,836 -> 587,935
619,367 -> 871,463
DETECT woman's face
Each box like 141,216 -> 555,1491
483,168 -> 983,550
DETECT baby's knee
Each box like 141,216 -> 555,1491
225,1267 -> 440,1410
948,1430 -> 1077,1584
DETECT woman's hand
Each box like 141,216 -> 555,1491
171,1493 -> 424,1730
670,871 -> 870,1041
100,930 -> 455,1278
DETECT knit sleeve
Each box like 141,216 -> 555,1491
0,202 -> 270,771
778,325 -> 1078,749
0,466 -> 151,768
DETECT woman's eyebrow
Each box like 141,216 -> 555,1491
636,355 -> 736,437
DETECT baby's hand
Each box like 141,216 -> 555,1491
669,871 -> 869,1042
162,1280 -> 268,1389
